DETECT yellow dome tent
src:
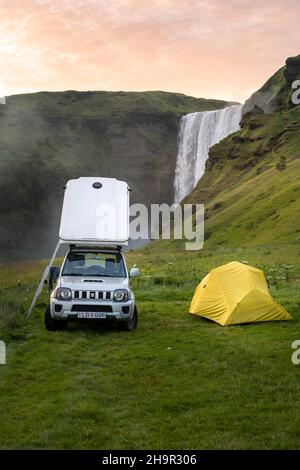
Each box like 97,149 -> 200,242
189,261 -> 292,326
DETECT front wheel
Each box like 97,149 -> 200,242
45,305 -> 67,331
118,306 -> 138,331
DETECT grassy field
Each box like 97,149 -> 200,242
0,242 -> 299,449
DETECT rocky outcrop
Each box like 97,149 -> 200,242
243,54 -> 300,114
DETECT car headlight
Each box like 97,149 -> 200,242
113,289 -> 129,302
56,287 -> 72,301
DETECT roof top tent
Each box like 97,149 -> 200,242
26,177 -> 130,317
59,177 -> 130,245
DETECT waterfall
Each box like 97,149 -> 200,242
174,104 -> 243,204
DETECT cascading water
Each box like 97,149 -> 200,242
174,104 -> 243,204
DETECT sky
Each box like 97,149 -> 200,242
0,0 -> 299,103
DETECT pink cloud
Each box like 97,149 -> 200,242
0,0 -> 299,102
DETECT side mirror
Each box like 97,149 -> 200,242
48,266 -> 60,290
129,267 -> 140,278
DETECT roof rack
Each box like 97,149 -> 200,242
69,244 -> 123,252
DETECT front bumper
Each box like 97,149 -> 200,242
50,298 -> 135,322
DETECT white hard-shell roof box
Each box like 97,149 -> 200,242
59,177 -> 130,244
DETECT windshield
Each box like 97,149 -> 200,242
62,251 -> 126,277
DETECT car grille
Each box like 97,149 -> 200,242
71,304 -> 113,312
73,290 -> 112,300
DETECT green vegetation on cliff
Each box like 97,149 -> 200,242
185,106 -> 300,247
146,54 -> 300,251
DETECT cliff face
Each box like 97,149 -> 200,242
0,90 -> 230,260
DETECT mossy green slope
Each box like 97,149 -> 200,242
141,57 -> 300,254
185,105 -> 300,247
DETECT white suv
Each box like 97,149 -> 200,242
45,246 -> 139,332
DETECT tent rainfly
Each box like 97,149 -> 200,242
189,261 -> 292,326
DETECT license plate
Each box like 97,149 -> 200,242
77,312 -> 107,319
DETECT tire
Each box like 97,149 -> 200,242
118,306 -> 138,331
45,305 -> 67,331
